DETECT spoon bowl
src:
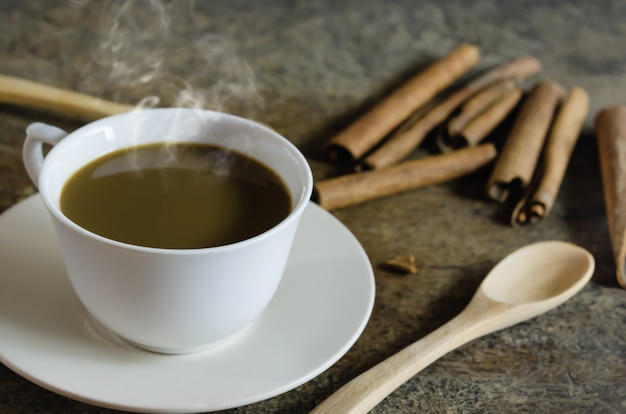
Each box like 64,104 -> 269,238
481,241 -> 593,304
310,241 -> 594,414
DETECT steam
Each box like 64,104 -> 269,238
72,0 -> 264,175
76,0 -> 263,115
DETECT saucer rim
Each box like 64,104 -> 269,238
0,194 -> 375,413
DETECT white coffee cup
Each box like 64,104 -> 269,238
22,108 -> 313,354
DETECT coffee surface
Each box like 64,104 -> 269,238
61,143 -> 292,249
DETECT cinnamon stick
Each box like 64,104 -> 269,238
446,79 -> 517,137
512,87 -> 589,226
314,143 -> 497,210
467,55 -> 542,90
485,81 -> 565,202
359,56 -> 541,170
595,105 -> 626,288
442,86 -> 523,150
325,43 -> 481,164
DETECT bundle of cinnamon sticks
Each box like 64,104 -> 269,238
314,43 -> 588,220
489,83 -> 589,226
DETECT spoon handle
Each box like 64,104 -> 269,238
310,296 -> 506,414
0,74 -> 134,121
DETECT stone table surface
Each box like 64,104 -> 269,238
1,1 -> 625,413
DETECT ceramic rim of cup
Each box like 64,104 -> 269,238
37,108 -> 314,255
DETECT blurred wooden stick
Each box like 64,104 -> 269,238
0,74 -> 134,121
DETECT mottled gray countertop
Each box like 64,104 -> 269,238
0,1 -> 625,413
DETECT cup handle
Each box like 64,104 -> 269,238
23,122 -> 68,188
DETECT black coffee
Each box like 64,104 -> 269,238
60,142 -> 292,249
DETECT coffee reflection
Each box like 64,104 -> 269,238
61,142 -> 292,249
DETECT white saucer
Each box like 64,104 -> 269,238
0,195 -> 375,413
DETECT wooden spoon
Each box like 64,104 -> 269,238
0,74 -> 134,121
310,241 -> 594,414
